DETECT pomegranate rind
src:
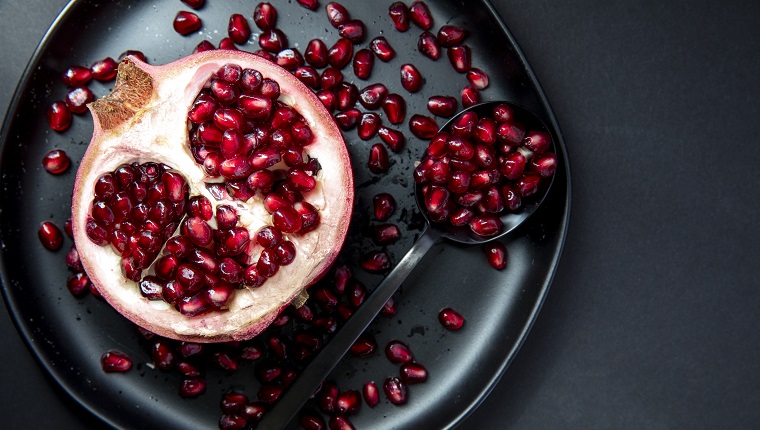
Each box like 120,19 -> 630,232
72,51 -> 354,342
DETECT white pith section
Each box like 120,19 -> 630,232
71,51 -> 353,342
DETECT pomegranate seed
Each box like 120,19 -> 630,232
499,151 -> 526,179
151,340 -> 177,371
320,67 -> 344,90
213,351 -> 240,371
326,2 -> 350,28
219,38 -> 239,50
385,340 -> 413,363
409,1 -> 433,30
47,101 -> 72,132
367,143 -> 389,173
338,19 -> 366,44
370,36 -> 396,61
350,334 -> 377,357
427,95 -> 457,117
518,174 -> 542,197
300,413 -> 327,430
173,11 -> 202,36
305,39 -> 329,68
358,83 -> 387,110
400,362 -> 428,383
531,152 -> 558,178
469,215 -> 503,237
476,117 -> 497,144
193,40 -> 214,53
497,121 -> 526,145
382,93 -> 406,125
218,415 -> 246,430
428,160 -> 450,184
438,307 -> 465,330
296,0 -> 319,11
181,0 -> 204,9
179,377 -> 206,398
437,24 -> 467,47
360,250 -> 391,272
65,86 -> 95,114
329,415 -> 355,430
317,90 -> 337,111
523,130 -> 553,154
253,2 -> 277,30
100,350 -> 132,373
259,28 -> 288,52
448,45 -> 472,73
467,68 -> 490,89
383,377 -> 408,405
373,223 -> 401,245
227,14 -> 251,44
318,382 -> 339,413
336,82 -> 358,111
337,390 -> 362,415
118,50 -> 148,63
276,48 -> 305,70
335,109 -> 361,130
373,193 -> 396,221
418,31 -> 441,59
328,37 -> 353,68
41,149 -> 71,175
64,245 -> 82,271
61,65 -> 91,86
358,113 -> 381,140
409,114 -> 438,139
67,273 -> 90,296
377,126 -> 405,152
220,392 -> 249,415
400,63 -> 423,92
353,48 -> 374,80
388,2 -> 410,31
461,84 -> 481,107
450,207 -> 475,226
139,276 -> 164,300
90,57 -> 118,81
241,402 -> 266,422
38,221 -> 63,250
483,242 -> 508,270
359,382 -> 380,408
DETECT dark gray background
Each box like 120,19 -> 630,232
1,0 -> 758,429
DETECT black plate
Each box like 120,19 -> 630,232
0,0 -> 570,428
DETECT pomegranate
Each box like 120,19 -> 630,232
71,51 -> 353,343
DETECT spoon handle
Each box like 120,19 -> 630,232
259,227 -> 442,429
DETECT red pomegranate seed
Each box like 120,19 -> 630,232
475,117 -> 497,144
469,215 -> 503,237
461,84 -> 481,107
173,11 -> 202,35
320,67 -> 344,90
218,414 -> 246,430
328,37 -> 353,68
451,111 -> 478,137
336,390 -> 362,415
400,63 -> 423,92
466,68 -> 490,90
100,350 -> 132,373
363,382 -> 380,408
241,402 -> 267,423
47,101 -> 72,132
382,93 -> 406,125
329,415 -> 355,430
220,392 -> 249,414
219,38 -> 239,51
409,1 -> 433,30
276,48 -> 305,70
373,224 -> 401,245
439,307 -> 465,330
427,95 -> 457,117
484,242 -> 508,270
388,2 -> 410,32
353,48 -> 374,80
385,340 -> 413,363
317,89 -> 337,111
358,113 -> 381,140
296,0 -> 319,11
368,143 -> 389,173
119,50 -> 148,63
38,221 -> 63,250
518,174 -> 542,197
377,126 -> 405,152
437,24 -> 467,47
179,377 -> 206,398
350,333 -> 377,357
89,57 -> 118,81
448,45 -> 472,73
335,108 -> 361,130
318,382 -> 339,413
66,273 -> 90,296
61,65 -> 91,87
181,0 -> 204,9
326,2 -> 350,27
41,149 -> 71,175
259,28 -> 288,52
497,121 -> 526,145
272,206 -> 303,233
418,31 -> 441,60
151,340 -> 177,371
360,250 -> 391,272
383,377 -> 408,405
523,130 -> 552,154
228,13 -> 251,44
65,245 -> 82,271
358,83 -> 387,109
409,114 -> 438,139
531,152 -> 558,178
300,413 -> 327,430
63,86 -> 92,114
428,160 -> 450,184
305,39 -> 329,68
373,193 -> 396,221
253,2 -> 277,30
338,19 -> 366,44
499,151 -> 526,179
400,362 -> 428,384
370,36 -> 396,61
336,83 -> 358,110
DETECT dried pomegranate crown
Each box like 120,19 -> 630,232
72,51 -> 354,343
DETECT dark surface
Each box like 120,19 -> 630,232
0,1 -> 758,430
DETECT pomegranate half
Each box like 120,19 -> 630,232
71,51 -> 353,343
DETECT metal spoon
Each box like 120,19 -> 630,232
258,101 -> 555,429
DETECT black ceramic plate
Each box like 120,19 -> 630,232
0,0 -> 570,429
